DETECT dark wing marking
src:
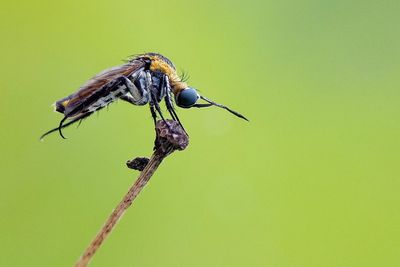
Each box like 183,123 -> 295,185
56,59 -> 145,117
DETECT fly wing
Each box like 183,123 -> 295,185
56,59 -> 145,117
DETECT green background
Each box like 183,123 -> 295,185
1,0 -> 399,266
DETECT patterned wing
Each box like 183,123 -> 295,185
55,59 -> 145,117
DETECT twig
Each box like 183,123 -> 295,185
75,120 -> 189,267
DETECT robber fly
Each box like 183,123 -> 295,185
40,52 -> 247,140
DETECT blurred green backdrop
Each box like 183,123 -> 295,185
1,0 -> 399,266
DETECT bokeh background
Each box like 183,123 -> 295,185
1,0 -> 399,266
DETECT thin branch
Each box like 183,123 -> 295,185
75,120 -> 189,267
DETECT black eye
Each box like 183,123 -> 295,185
176,88 -> 199,108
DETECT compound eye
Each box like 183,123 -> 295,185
176,87 -> 199,108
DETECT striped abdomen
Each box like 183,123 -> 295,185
55,82 -> 130,117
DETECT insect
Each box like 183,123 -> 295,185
40,52 -> 248,140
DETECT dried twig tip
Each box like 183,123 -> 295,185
154,120 -> 189,154
75,120 -> 189,267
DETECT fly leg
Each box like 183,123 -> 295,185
119,72 -> 158,126
152,100 -> 166,122
119,73 -> 149,106
149,105 -> 157,125
40,112 -> 92,141
145,71 -> 167,125
163,75 -> 186,133
163,75 -> 177,121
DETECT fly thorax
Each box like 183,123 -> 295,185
170,79 -> 188,95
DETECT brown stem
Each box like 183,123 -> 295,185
75,120 -> 188,267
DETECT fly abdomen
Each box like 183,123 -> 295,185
85,85 -> 129,112
55,95 -> 73,114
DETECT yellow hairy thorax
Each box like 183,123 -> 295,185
148,55 -> 187,94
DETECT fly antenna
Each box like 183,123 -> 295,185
200,96 -> 249,121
